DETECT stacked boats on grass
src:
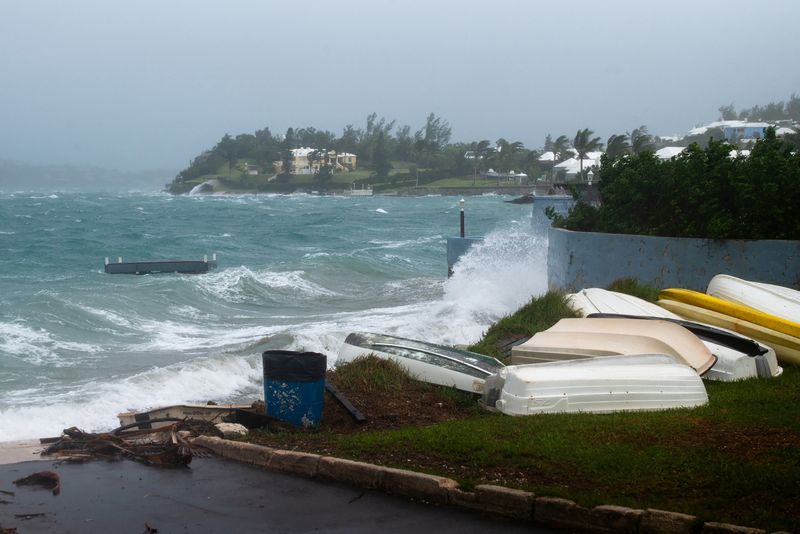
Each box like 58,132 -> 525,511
338,274 -> 794,418
566,288 -> 781,380
659,274 -> 800,366
338,328 -> 712,416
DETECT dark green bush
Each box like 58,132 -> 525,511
551,128 -> 800,240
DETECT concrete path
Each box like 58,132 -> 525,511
0,456 -> 553,533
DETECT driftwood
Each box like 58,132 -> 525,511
41,422 -> 218,467
13,471 -> 60,495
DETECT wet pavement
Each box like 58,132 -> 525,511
0,456 -> 555,533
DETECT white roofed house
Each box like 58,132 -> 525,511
274,148 -> 358,175
687,120 -> 771,143
335,152 -> 357,172
553,152 -> 603,183
655,146 -> 687,160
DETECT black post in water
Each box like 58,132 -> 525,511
459,198 -> 465,238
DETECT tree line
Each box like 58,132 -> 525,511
548,128 -> 800,240
171,94 -> 799,191
718,94 -> 800,122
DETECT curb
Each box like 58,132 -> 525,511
191,436 -> 786,534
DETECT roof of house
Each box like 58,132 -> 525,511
688,120 -> 771,136
554,157 -> 598,172
655,146 -> 686,159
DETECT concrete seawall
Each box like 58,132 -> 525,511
446,195 -> 574,276
547,227 -> 800,291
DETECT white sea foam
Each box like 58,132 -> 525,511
269,220 -> 548,361
169,305 -> 219,321
314,219 -> 547,356
368,235 -> 442,249
0,321 -> 100,366
133,319 -> 275,353
76,303 -> 137,329
0,355 -> 263,441
375,208 -> 388,214
195,266 -> 337,303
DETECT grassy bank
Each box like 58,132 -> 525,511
245,291 -> 800,532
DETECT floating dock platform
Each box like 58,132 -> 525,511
104,254 -> 217,275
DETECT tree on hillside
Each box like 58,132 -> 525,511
718,104 -> 737,120
494,139 -> 525,173
606,134 -> 631,158
629,125 -> 654,154
254,127 -> 280,171
280,127 -> 296,179
394,125 -> 413,161
786,93 -> 800,121
337,125 -> 361,155
358,113 -> 395,166
573,128 -> 603,180
216,134 -> 237,177
372,131 -> 392,179
468,139 -> 492,185
309,148 -> 333,189
413,113 -> 451,169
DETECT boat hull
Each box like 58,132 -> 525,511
117,404 -> 251,430
511,318 -> 716,375
484,355 -> 708,415
707,274 -> 800,323
337,333 -> 504,394
658,299 -> 800,365
660,288 -> 800,339
568,288 -> 780,380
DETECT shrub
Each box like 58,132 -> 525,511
551,128 -> 800,240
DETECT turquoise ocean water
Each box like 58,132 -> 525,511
0,191 -> 548,440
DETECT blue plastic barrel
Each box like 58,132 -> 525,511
262,350 -> 327,428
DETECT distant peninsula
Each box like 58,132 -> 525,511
168,97 -> 800,195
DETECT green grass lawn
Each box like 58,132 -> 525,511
244,291 -> 800,531
341,367 -> 798,531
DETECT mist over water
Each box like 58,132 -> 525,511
0,192 -> 547,440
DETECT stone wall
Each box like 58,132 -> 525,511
547,227 -> 800,291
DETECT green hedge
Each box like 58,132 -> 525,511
549,128 -> 800,240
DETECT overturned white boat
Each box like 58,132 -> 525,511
337,332 -> 505,394
511,318 -> 717,375
117,404 -> 252,431
567,288 -> 781,380
482,354 -> 709,416
707,274 -> 800,322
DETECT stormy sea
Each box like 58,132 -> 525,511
0,191 -> 549,440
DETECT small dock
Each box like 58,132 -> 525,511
104,254 -> 217,275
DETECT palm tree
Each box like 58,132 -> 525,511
468,139 -> 491,185
606,134 -> 631,158
629,125 -> 655,154
546,135 -> 571,182
573,128 -> 603,181
494,139 -> 524,185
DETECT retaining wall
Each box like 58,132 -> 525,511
547,227 -> 800,292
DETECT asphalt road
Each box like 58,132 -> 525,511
0,456 -> 554,533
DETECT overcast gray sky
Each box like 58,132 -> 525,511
1,0 -> 798,172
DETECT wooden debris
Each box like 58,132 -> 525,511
13,471 -> 60,495
41,423 -> 217,467
325,381 -> 367,423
